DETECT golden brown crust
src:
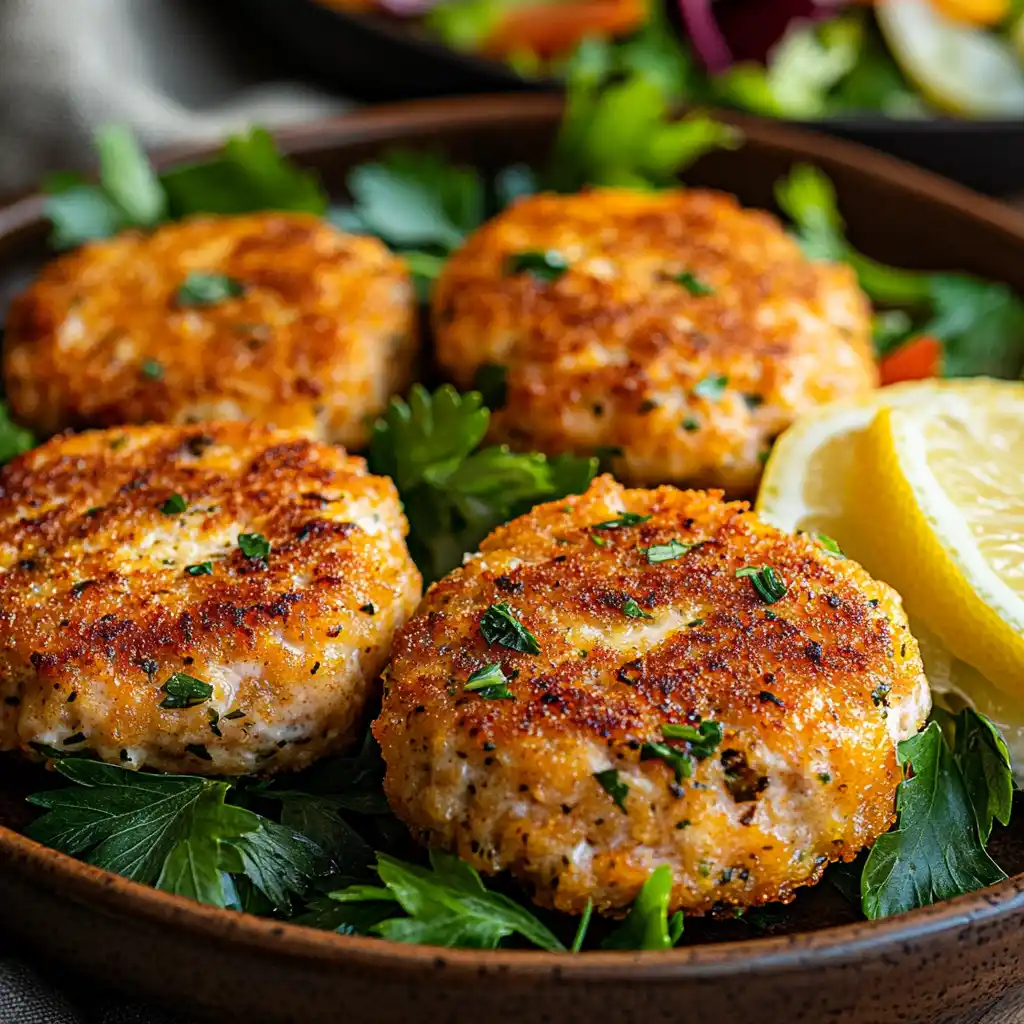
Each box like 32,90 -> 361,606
0,422 -> 422,774
375,477 -> 929,916
4,213 -> 417,446
432,188 -> 876,494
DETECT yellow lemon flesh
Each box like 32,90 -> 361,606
931,0 -> 1009,27
758,379 -> 1024,764
877,0 -> 1024,116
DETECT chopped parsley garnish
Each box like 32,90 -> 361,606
681,417 -> 700,432
871,682 -> 892,707
594,769 -> 629,812
621,597 -> 653,620
359,603 -> 376,615
238,532 -> 271,561
759,691 -> 784,707
175,272 -> 244,307
159,493 -> 187,516
736,565 -> 788,604
208,710 -> 222,737
223,709 -> 246,721
591,534 -> 609,548
185,562 -> 213,576
141,359 -> 164,380
592,512 -> 652,530
507,250 -> 569,282
158,673 -> 214,710
186,743 -> 213,761
479,602 -> 541,654
818,772 -> 832,784
640,539 -> 692,564
674,271 -> 714,296
464,663 -> 515,701
662,720 -> 723,760
687,618 -> 705,627
814,532 -> 844,557
63,732 -> 86,746
692,374 -> 728,401
641,741 -> 692,782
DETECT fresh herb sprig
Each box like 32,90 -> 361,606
776,164 -> 1024,379
368,384 -> 595,582
44,125 -> 327,251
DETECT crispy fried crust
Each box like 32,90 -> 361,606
4,213 -> 417,446
433,189 -> 876,494
0,423 -> 422,774
375,476 -> 929,916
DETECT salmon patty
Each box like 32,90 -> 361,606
375,476 -> 929,917
0,423 -> 421,774
433,189 -> 876,494
4,213 -> 417,446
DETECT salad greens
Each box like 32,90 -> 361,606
776,163 -> 1024,378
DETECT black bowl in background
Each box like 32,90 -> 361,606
233,0 -> 1024,197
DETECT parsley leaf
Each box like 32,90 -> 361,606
341,149 -> 484,252
44,126 -> 326,250
601,865 -> 683,950
186,562 -> 213,577
238,532 -> 271,561
861,721 -> 1007,920
548,46 -> 740,193
952,707 -> 1013,843
594,769 -> 629,812
327,849 -> 565,951
0,402 -> 35,465
368,385 -> 595,582
674,271 -> 714,296
641,741 -> 692,783
507,250 -> 569,283
692,374 -> 728,402
175,272 -> 244,307
158,673 -> 213,710
640,539 -> 693,564
621,597 -> 653,620
464,663 -> 515,701
479,603 -> 541,655
159,493 -> 187,516
592,512 -> 651,530
26,761 -> 320,910
662,720 -> 723,761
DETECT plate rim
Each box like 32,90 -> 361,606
2,92 -> 1024,977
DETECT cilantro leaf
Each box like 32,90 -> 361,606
26,760 -> 322,910
952,708 -> 1013,843
327,849 -> 565,951
369,385 -> 595,582
0,403 -> 35,465
861,722 -> 1007,920
238,532 -> 271,561
601,865 -> 683,950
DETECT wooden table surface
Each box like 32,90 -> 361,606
962,986 -> 1024,1024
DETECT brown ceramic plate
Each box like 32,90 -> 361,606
2,96 -> 1024,1024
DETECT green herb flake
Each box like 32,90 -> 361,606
591,534 -> 609,548
359,603 -> 376,615
186,743 -> 213,761
159,493 -> 187,516
681,417 -> 700,433
592,512 -> 652,531
238,532 -> 271,561
140,359 -> 164,381
817,772 -> 832,784
736,565 -> 788,604
641,740 -> 692,783
63,732 -> 86,746
621,597 -> 653,620
175,272 -> 244,307
871,682 -> 891,708
674,271 -> 714,296
640,539 -> 692,564
223,709 -> 246,721
464,663 -> 515,701
208,709 -> 222,738
814,533 -> 844,557
185,562 -> 213,577
662,720 -> 723,760
507,250 -> 569,283
479,602 -> 541,655
692,374 -> 728,402
158,673 -> 214,710
594,769 -> 629,812
687,618 -> 705,628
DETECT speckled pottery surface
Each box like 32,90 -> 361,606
1,97 -> 1024,1024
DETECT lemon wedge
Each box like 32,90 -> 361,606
877,0 -> 1024,117
758,378 -> 1024,703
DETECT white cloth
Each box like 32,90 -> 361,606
0,0 -> 349,192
